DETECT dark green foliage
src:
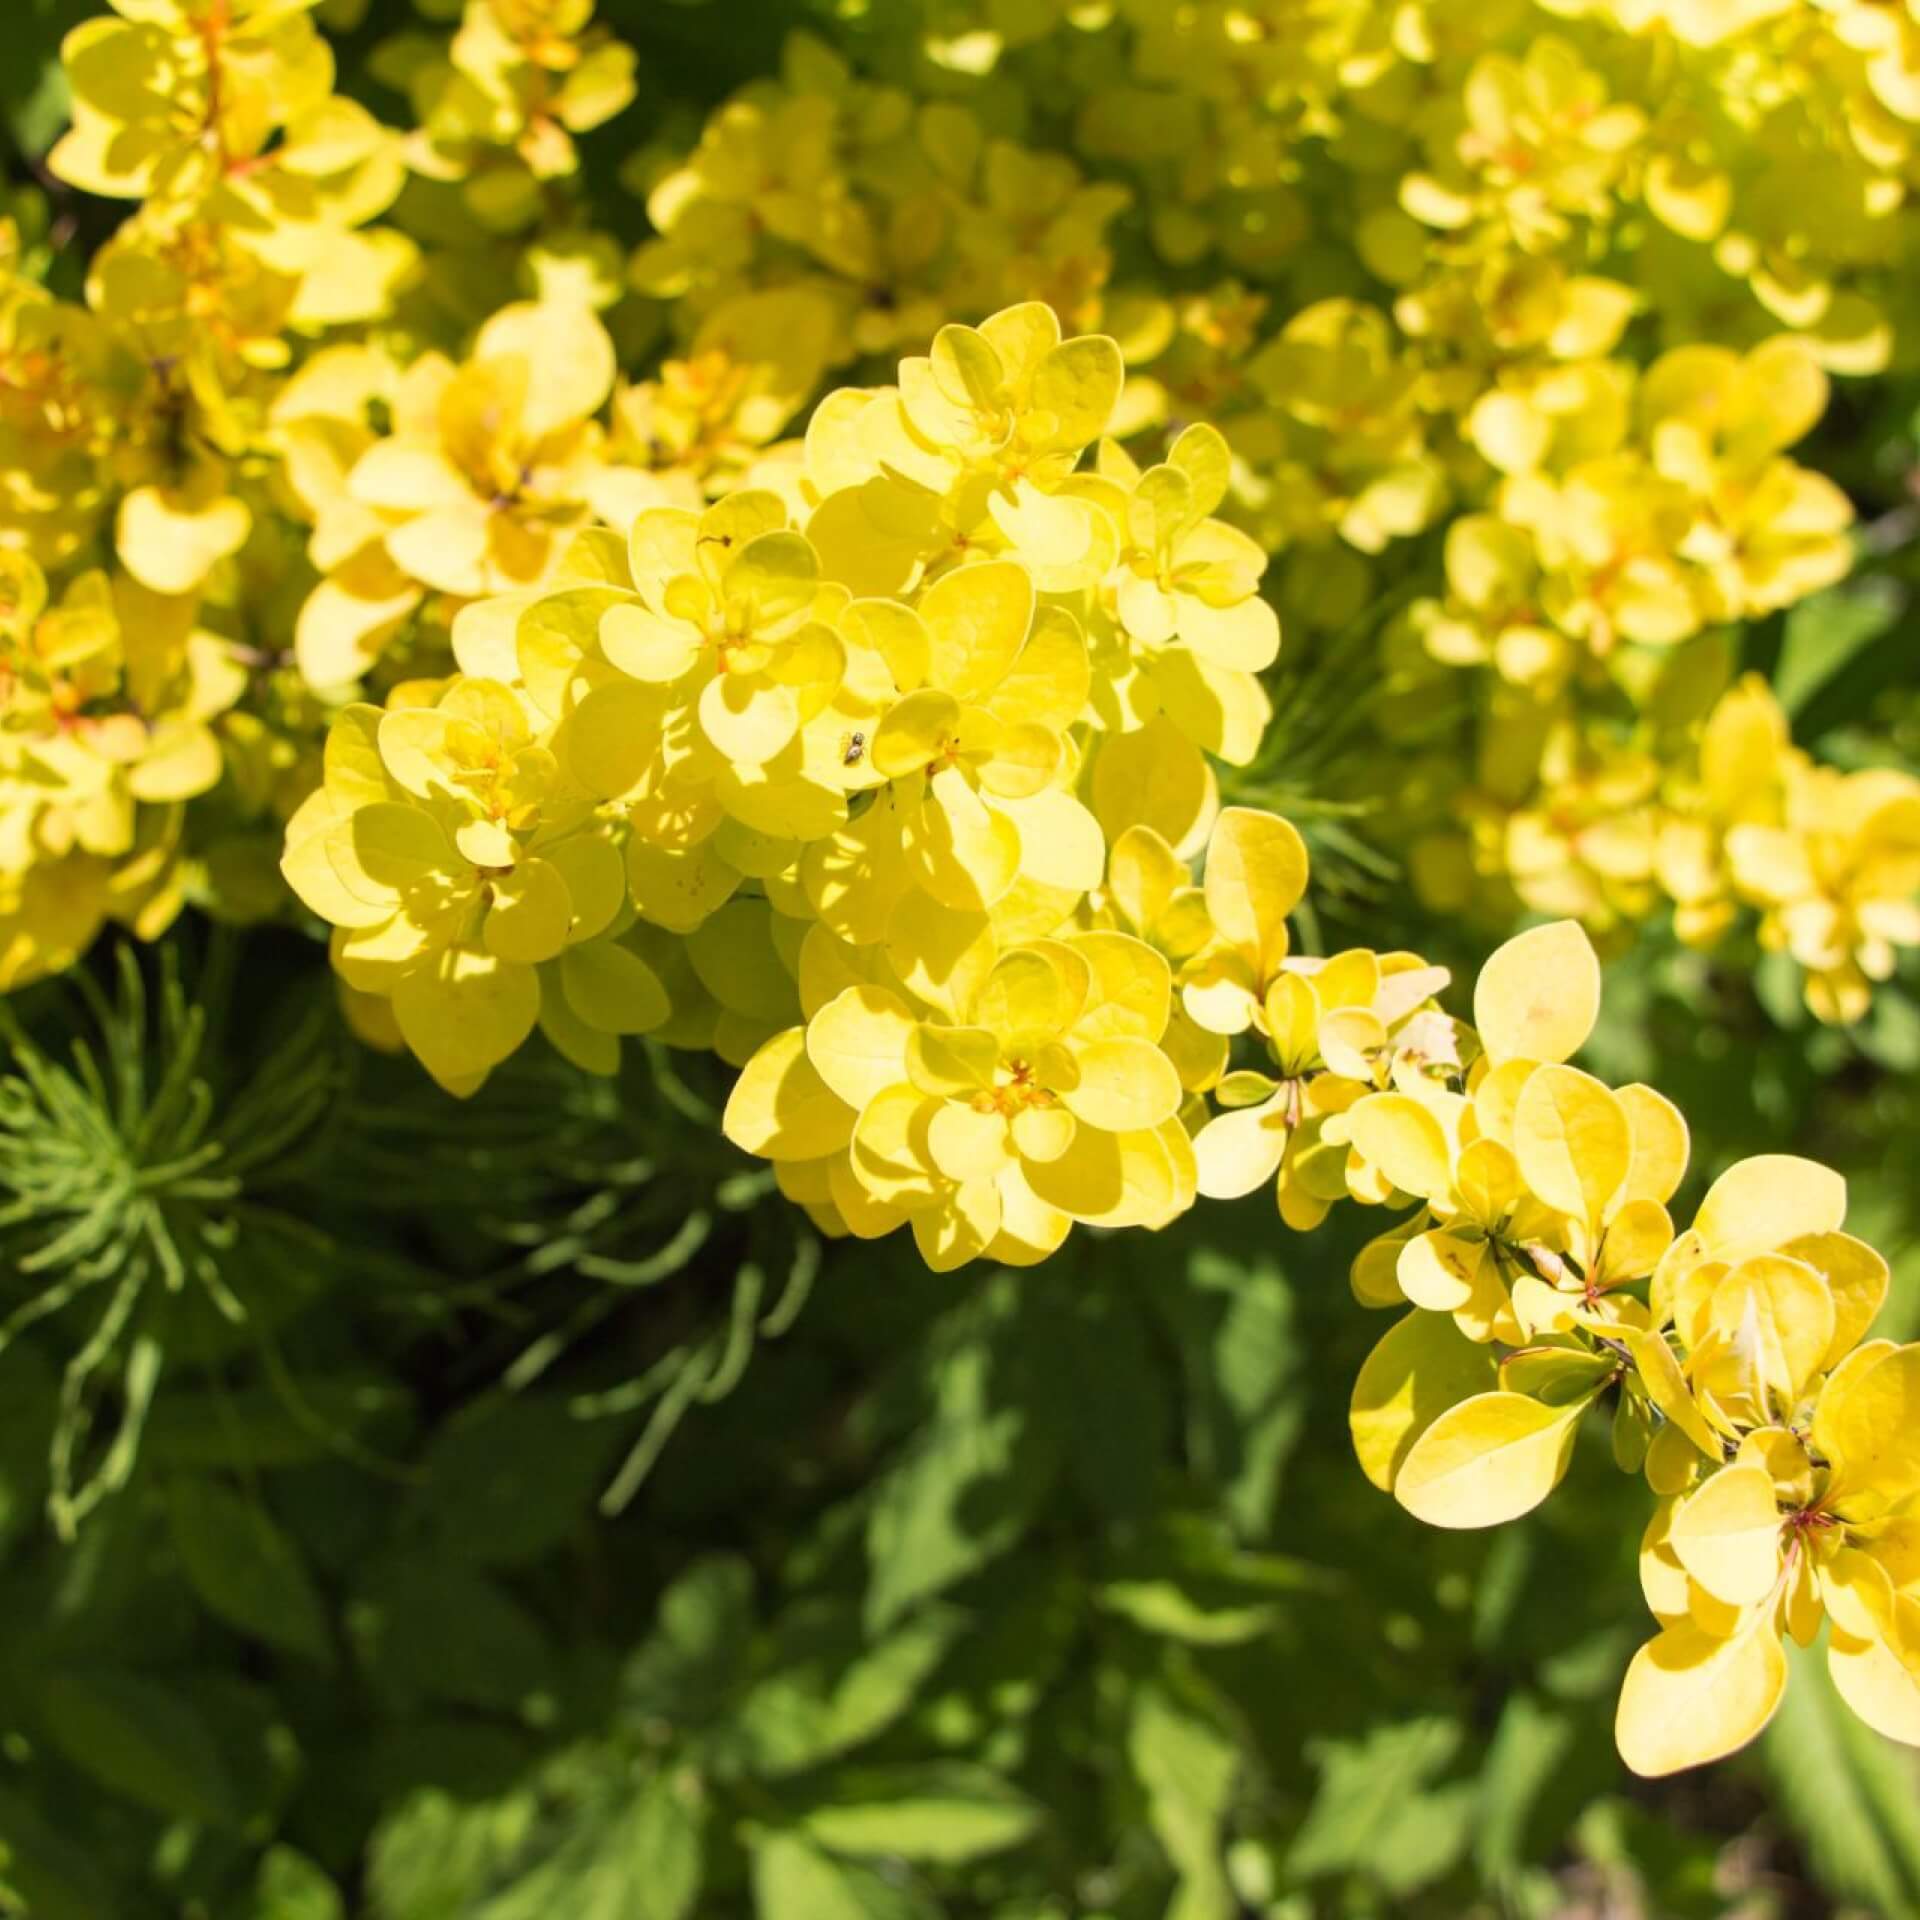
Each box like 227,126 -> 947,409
6,949 -> 1916,1919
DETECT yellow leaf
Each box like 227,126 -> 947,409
1192,1097 -> 1290,1200
906,1024 -> 1000,1098
1348,1311 -> 1499,1494
1707,1253 -> 1836,1410
564,681 -> 668,801
473,300 -> 615,439
1090,717 -> 1216,859
282,798 -> 388,930
1511,1064 -> 1631,1229
1011,1104 -> 1075,1164
871,689 -> 961,781
1397,1230 -> 1491,1317
1060,1037 -> 1181,1133
848,1083 -> 941,1208
1820,1343 -> 1920,1517
841,599 -> 930,692
1069,931 -> 1172,1043
1470,1058 -> 1536,1151
927,1102 -> 1013,1182
723,1027 -> 856,1160
1203,807 -> 1308,979
1032,334 -> 1123,447
918,560 -> 1033,701
910,1177 -> 1002,1273
483,858 -> 572,965
537,974 -> 620,1077
1626,1328 -> 1723,1461
1615,1084 -> 1690,1208
1472,920 -> 1600,1066
1668,1465 -> 1783,1607
325,803 -> 462,914
904,766 -> 1021,911
988,1171 -> 1075,1267
1393,1390 -> 1587,1528
974,945 -> 1088,1048
392,948 -> 540,1094
1615,1618 -> 1788,1777
600,603 -> 702,683
1828,1591 -> 1920,1747
1782,1231 -> 1890,1370
994,788 -> 1105,894
805,985 -> 914,1111
1691,1155 -> 1847,1264
700,671 -> 801,766
1022,1122 -> 1181,1229
117,480 -> 251,597
1598,1199 -> 1674,1284
1345,1093 -> 1454,1203
559,940 -> 671,1036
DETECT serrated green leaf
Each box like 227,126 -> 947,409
748,1830 -> 937,1920
622,1553 -> 755,1728
471,1767 -> 706,1920
1286,1717 -> 1472,1897
723,1601 -> 965,1780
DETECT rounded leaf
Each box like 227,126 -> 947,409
1473,921 -> 1600,1067
1692,1155 -> 1846,1265
1349,1311 -> 1499,1494
806,986 -> 915,1112
1393,1390 -> 1587,1528
1615,1619 -> 1787,1778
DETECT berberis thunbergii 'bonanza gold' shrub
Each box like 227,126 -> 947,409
5,0 -> 1920,1786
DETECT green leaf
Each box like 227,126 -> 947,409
624,1771 -> 706,1920
1037,1281 -> 1168,1519
1097,1579 -> 1278,1645
748,1831 -> 936,1920
168,1477 -> 332,1661
722,1601 -> 965,1780
864,1277 -> 1065,1631
1098,1513 -> 1330,1645
1156,1248 -> 1302,1538
622,1553 -> 754,1728
0,1786 -> 112,1920
250,1846 -> 346,1920
471,1766 -> 706,1920
1762,1638 -> 1920,1919
1772,574 -> 1904,725
354,1554 -> 550,1713
367,1786 -> 532,1920
417,1397 -> 621,1567
1286,1717 -> 1473,1897
145,1378 -> 408,1471
1128,1682 -> 1240,1920
796,1762 -> 1041,1862
1472,1690 -> 1574,1886
36,1668 -> 238,1827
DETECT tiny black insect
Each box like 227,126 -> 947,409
841,731 -> 867,766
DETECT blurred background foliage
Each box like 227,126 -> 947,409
4,0 -> 1920,1915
